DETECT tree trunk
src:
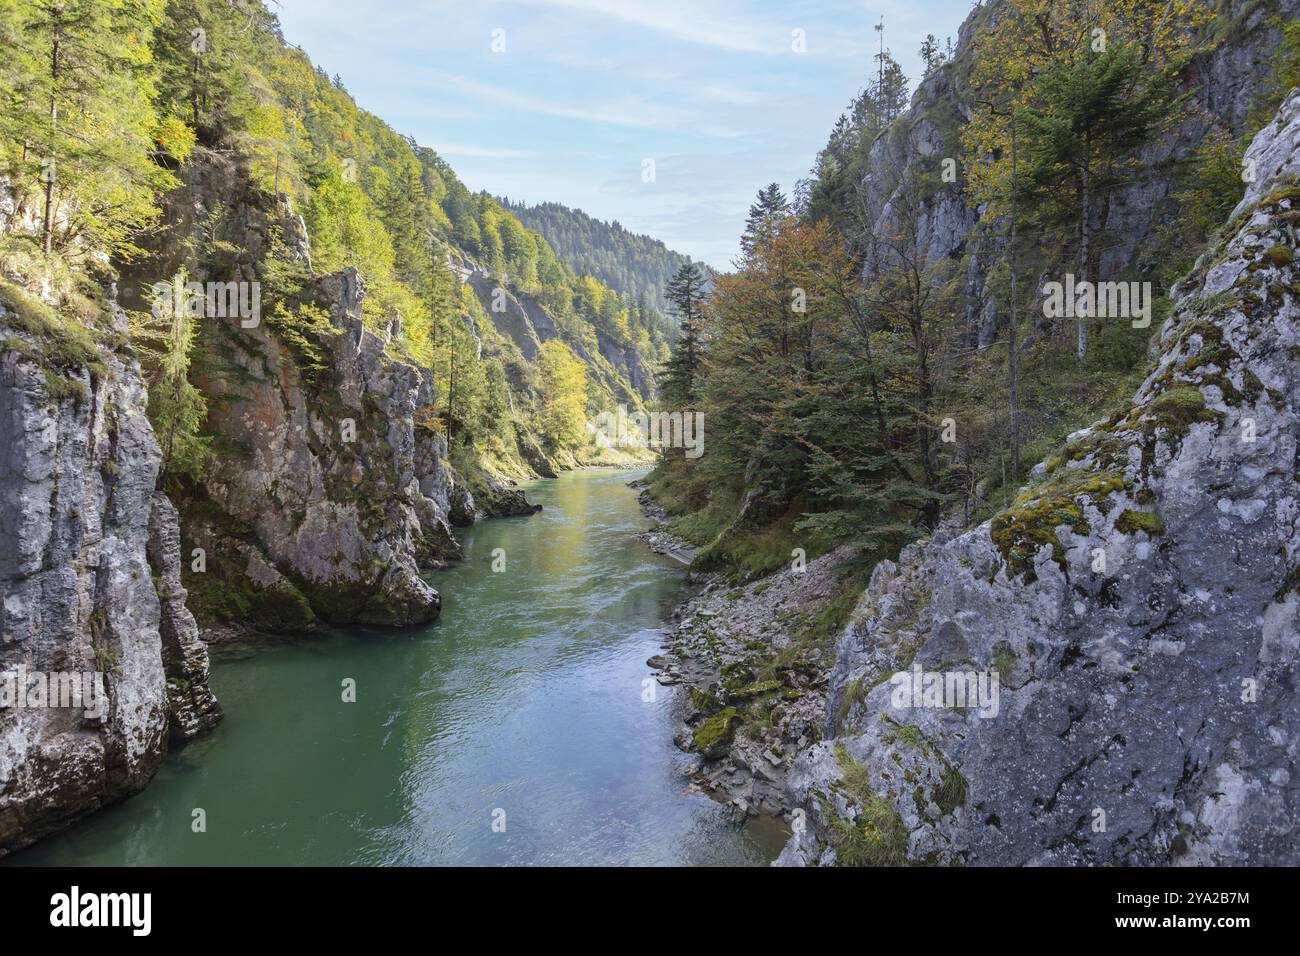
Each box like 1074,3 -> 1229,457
42,16 -> 61,256
447,349 -> 457,444
1077,141 -> 1092,360
1009,114 -> 1021,477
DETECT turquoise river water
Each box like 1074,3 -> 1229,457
9,468 -> 787,866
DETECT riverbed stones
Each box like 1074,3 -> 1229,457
646,543 -> 863,820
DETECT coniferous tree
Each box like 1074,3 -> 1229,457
1016,44 -> 1185,358
660,261 -> 708,404
740,183 -> 790,257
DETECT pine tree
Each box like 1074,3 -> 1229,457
920,34 -> 943,75
1016,43 -> 1184,358
740,183 -> 790,256
131,270 -> 211,484
660,261 -> 708,404
963,0 -> 1208,358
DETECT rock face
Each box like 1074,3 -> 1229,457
649,542 -> 863,819
0,306 -> 220,856
187,265 -> 448,628
147,493 -> 223,740
448,249 -> 655,408
778,90 -> 1300,866
859,0 -> 1298,347
126,147 -> 458,632
450,252 -> 557,360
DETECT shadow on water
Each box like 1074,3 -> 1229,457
9,469 -> 789,866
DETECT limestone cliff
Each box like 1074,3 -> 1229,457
182,264 -> 450,630
122,147 -> 458,633
449,250 -> 655,412
858,0 -> 1298,346
778,89 -> 1300,866
0,301 -> 220,857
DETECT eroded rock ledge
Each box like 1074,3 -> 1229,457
647,539 -> 864,821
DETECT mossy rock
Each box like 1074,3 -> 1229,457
826,745 -> 912,867
1115,509 -> 1166,537
0,279 -> 109,403
1261,185 -> 1300,208
688,685 -> 720,715
1147,385 -> 1216,426
726,679 -> 781,703
991,494 -> 1090,577
1264,244 -> 1294,267
183,564 -> 316,631
692,706 -> 739,758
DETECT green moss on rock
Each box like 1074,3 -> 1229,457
726,679 -> 782,702
183,564 -> 317,631
991,493 -> 1092,578
1264,244 -> 1294,267
0,279 -> 109,403
1147,385 -> 1217,428
1115,509 -> 1166,537
693,706 -> 738,757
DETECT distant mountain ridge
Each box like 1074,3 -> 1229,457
500,198 -> 692,313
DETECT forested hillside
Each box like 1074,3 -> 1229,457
501,197 -> 691,317
639,0 -> 1300,868
0,0 -> 673,645
0,0 -> 658,483
650,0 -> 1300,578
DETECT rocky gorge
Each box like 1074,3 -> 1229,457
1,0 -> 1297,870
0,137 -> 573,854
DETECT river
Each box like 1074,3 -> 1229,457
10,468 -> 787,866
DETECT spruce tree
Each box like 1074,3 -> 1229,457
660,261 -> 708,404
1,0 -> 175,259
740,183 -> 790,257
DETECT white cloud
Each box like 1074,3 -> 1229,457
698,84 -> 764,107
420,70 -> 752,141
430,70 -> 688,130
492,0 -> 779,53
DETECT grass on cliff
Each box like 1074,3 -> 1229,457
823,744 -> 911,867
0,274 -> 109,402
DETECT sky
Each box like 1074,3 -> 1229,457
275,0 -> 977,269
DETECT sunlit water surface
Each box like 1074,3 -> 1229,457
11,469 -> 787,866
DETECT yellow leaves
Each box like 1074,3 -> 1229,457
537,339 -> 589,449
575,274 -> 606,309
155,115 -> 196,164
963,0 -> 1209,213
